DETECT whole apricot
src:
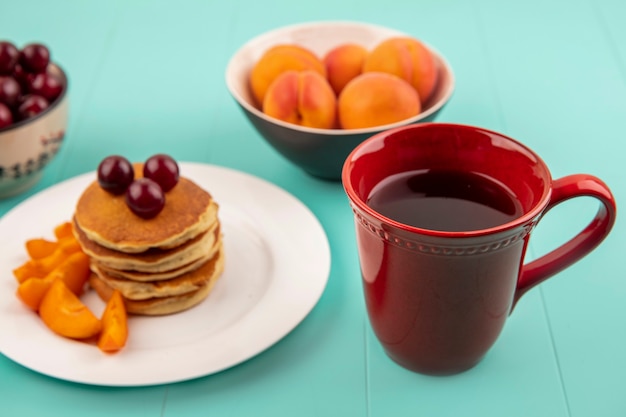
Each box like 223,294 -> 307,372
249,44 -> 326,106
262,70 -> 337,129
363,37 -> 438,105
323,43 -> 368,95
338,72 -> 421,130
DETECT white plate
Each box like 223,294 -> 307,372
0,163 -> 330,386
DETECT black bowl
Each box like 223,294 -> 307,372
225,21 -> 455,180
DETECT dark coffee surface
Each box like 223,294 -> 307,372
366,169 -> 523,231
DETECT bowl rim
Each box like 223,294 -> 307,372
0,62 -> 69,135
225,20 -> 455,136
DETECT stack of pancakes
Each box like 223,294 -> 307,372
72,169 -> 224,315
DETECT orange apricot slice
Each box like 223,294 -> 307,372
13,238 -> 83,284
39,280 -> 102,339
25,238 -> 59,259
13,261 -> 46,283
53,221 -> 74,240
45,251 -> 91,295
16,277 -> 53,311
16,252 -> 90,311
98,290 -> 128,353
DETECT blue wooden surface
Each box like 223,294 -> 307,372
1,0 -> 625,416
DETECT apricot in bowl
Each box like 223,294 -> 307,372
225,21 -> 455,180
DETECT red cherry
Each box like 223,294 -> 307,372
0,103 -> 13,128
98,155 -> 135,195
143,154 -> 180,192
28,71 -> 63,102
125,178 -> 165,219
17,94 -> 49,120
0,76 -> 21,108
19,43 -> 50,73
12,64 -> 32,91
0,41 -> 19,75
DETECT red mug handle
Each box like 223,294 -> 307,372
513,174 -> 617,309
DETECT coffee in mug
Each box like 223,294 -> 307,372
342,123 -> 616,375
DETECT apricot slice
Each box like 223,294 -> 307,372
250,44 -> 326,106
13,261 -> 46,283
25,238 -> 59,259
17,251 -> 91,311
98,290 -> 128,353
13,237 -> 83,284
53,221 -> 74,240
39,280 -> 102,339
16,277 -> 52,311
338,72 -> 421,129
262,70 -> 337,129
323,43 -> 368,95
47,251 -> 91,295
363,36 -> 438,105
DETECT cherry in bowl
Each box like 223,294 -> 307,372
19,43 -> 50,74
0,41 -> 20,74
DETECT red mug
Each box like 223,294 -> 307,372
342,123 -> 617,375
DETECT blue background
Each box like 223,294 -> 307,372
1,0 -> 625,416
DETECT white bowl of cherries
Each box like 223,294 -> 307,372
0,40 -> 69,198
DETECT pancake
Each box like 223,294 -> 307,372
74,218 -> 221,273
90,245 -> 224,300
89,263 -> 223,316
74,173 -> 217,253
74,161 -> 225,315
93,249 -> 215,282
